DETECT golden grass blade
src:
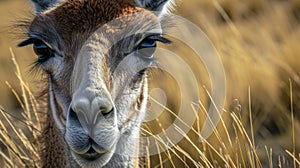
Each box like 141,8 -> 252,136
0,115 -> 24,157
142,125 -> 176,168
174,124 -> 215,167
248,87 -> 255,167
0,148 -> 14,167
224,153 -> 237,168
289,79 -> 296,168
142,122 -> 201,167
203,86 -> 232,146
5,82 -> 25,113
9,48 -> 31,121
0,108 -> 29,156
233,124 -> 246,168
285,150 -> 300,166
22,82 -> 42,133
18,129 -> 40,161
173,145 -> 201,167
9,48 -> 42,141
230,112 -> 263,167
278,155 -> 282,168
0,129 -> 26,167
191,102 -> 201,133
0,106 -> 41,133
265,146 -> 273,168
247,88 -> 265,167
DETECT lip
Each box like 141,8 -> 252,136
76,147 -> 105,161
72,140 -> 116,161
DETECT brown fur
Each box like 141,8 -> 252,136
28,0 -> 154,93
30,0 -> 142,56
42,112 -> 69,167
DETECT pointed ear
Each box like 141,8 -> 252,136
31,0 -> 63,13
135,0 -> 174,14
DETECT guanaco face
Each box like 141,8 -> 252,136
19,0 -> 172,167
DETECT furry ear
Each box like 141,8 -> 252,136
31,0 -> 63,13
135,0 -> 173,13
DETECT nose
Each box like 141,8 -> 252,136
71,95 -> 114,123
73,97 -> 114,121
68,89 -> 115,136
65,89 -> 118,154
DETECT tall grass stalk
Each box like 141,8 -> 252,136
0,49 -> 41,167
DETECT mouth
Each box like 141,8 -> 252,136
71,143 -> 117,167
71,138 -> 117,163
76,147 -> 105,161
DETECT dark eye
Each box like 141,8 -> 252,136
137,35 -> 170,59
137,38 -> 157,58
33,40 -> 52,63
139,39 -> 157,49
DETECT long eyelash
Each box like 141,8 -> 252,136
18,38 -> 37,47
147,34 -> 171,44
18,31 -> 52,47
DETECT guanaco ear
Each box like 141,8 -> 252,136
31,0 -> 64,13
135,0 -> 174,14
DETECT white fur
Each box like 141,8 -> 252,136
49,78 -> 65,131
135,0 -> 176,14
31,0 -> 64,13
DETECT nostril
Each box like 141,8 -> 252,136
67,108 -> 83,128
69,108 -> 78,120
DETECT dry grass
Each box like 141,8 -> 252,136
0,0 -> 300,167
0,49 -> 41,167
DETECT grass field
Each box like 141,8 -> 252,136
0,0 -> 300,167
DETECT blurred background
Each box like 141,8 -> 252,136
0,0 -> 300,167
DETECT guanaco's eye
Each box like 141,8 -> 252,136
139,39 -> 157,49
33,40 -> 52,63
137,38 -> 157,58
137,34 -> 171,59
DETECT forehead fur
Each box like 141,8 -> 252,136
29,0 -> 158,54
50,0 -> 137,33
